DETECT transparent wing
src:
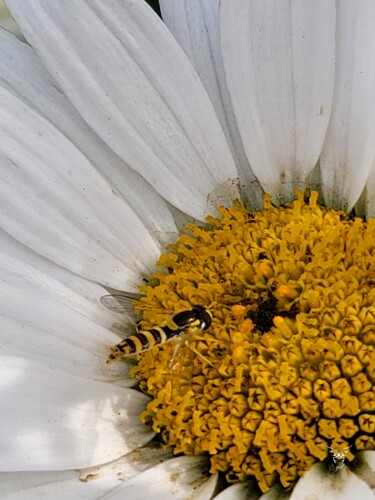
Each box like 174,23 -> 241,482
100,292 -> 177,317
100,293 -> 142,315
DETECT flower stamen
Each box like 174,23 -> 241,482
130,191 -> 375,492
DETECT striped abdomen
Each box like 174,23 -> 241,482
109,325 -> 180,358
107,305 -> 211,363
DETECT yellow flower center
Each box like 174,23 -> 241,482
130,191 -> 375,492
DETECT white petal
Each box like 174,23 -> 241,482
320,1 -> 375,211
160,0 -> 263,210
362,450 -> 375,469
7,0 -> 239,219
259,485 -> 290,499
214,480 -> 260,499
0,357 -> 153,471
0,445 -> 173,499
0,28 -> 178,248
0,229 -> 118,329
0,240 -> 136,390
0,82 -> 161,291
0,234 -> 133,383
290,463 -> 374,500
0,309 -> 132,386
220,0 -> 336,202
352,451 -> 375,494
104,456 -> 218,500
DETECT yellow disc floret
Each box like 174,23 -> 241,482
131,191 -> 375,492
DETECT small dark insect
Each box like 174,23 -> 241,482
100,294 -> 212,363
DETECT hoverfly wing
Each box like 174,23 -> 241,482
100,293 -> 142,315
100,292 -> 179,320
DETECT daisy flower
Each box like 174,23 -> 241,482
0,0 -> 374,498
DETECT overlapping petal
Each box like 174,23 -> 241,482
6,0 -> 240,219
289,463 -> 374,499
0,229 -> 117,328
0,80 -> 162,290
0,28 -> 178,249
0,312 -> 129,385
220,0 -> 336,203
320,0 -> 375,211
0,26 -> 180,291
0,358 -> 154,471
160,0 -> 263,209
0,229 -> 138,385
0,445 -> 173,499
105,456 -> 218,500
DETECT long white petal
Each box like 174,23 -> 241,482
104,456 -> 218,500
0,229 -> 117,329
290,463 -> 373,500
320,0 -> 375,211
0,358 -> 153,471
0,28 -> 178,248
7,0 -> 239,219
160,0 -> 263,210
0,229 -> 135,385
0,445 -> 173,499
220,0 -> 335,202
0,312 -> 131,385
0,82 -> 161,290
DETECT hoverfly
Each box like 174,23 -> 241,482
100,293 -> 212,363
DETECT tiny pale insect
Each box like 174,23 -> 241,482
327,445 -> 352,472
100,293 -> 212,363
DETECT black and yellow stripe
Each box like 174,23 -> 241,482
107,305 -> 212,363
